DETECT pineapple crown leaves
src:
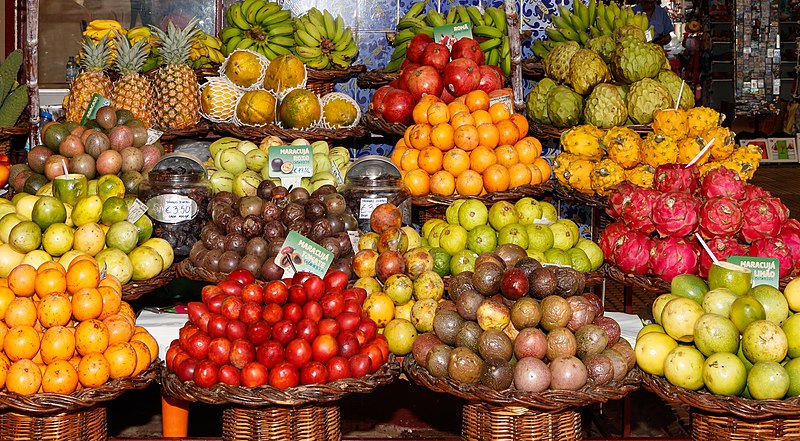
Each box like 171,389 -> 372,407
113,35 -> 150,76
150,18 -> 201,66
79,34 -> 113,72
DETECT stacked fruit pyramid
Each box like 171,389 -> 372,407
552,108 -> 762,196
391,91 -> 549,197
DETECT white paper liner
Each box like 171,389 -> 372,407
232,89 -> 279,127
318,92 -> 362,129
263,57 -> 309,101
219,49 -> 270,92
275,90 -> 323,130
198,76 -> 243,123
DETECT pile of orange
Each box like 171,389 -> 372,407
0,258 -> 158,395
391,90 -> 551,197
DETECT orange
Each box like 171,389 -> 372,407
418,147 -> 444,174
400,148 -> 420,171
0,323 -> 9,349
515,137 -> 543,164
8,264 -> 37,297
509,163 -> 533,188
477,123 -> 500,149
6,359 -> 42,395
408,124 -> 432,149
66,259 -> 100,294
429,171 -> 456,196
454,124 -> 480,151
510,113 -> 529,136
35,268 -> 67,298
469,146 -> 497,174
447,101 -> 470,117
129,340 -> 152,376
4,325 -> 40,362
465,90 -> 490,112
403,169 -> 430,196
430,123 -> 455,151
40,326 -> 76,364
456,170 -> 484,196
453,95 -> 466,105
103,313 -> 134,345
403,126 -> 413,148
118,302 -> 136,326
483,164 -> 511,193
71,287 -> 103,321
413,95 -> 440,124
130,331 -> 159,363
0,286 -> 14,320
533,158 -> 552,181
78,353 -> 110,387
390,144 -> 407,167
450,111 -> 475,129
37,261 -> 66,275
97,274 -> 122,295
42,359 -> 79,394
426,102 -> 450,125
0,354 -> 8,389
442,148 -> 470,177
104,342 -> 137,379
528,164 -> 544,185
97,286 -> 122,321
495,145 -> 520,167
5,297 -> 37,328
37,293 -> 72,328
496,119 -> 521,146
68,254 -> 96,269
488,102 -> 511,124
75,319 -> 110,356
471,110 -> 492,127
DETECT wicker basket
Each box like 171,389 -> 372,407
121,264 -> 177,301
212,122 -> 368,142
606,265 -> 798,295
360,110 -> 408,136
305,65 -> 367,96
355,69 -> 399,89
0,113 -> 31,142
222,404 -> 340,441
552,184 -> 610,210
462,402 -> 581,441
521,59 -> 545,79
528,121 -> 653,139
158,121 -> 211,142
307,81 -> 335,96
175,259 -> 227,284
0,406 -> 107,441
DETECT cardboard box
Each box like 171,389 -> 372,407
765,138 -> 798,163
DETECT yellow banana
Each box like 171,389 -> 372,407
88,19 -> 123,30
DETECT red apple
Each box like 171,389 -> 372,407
229,339 -> 256,369
247,320 -> 272,346
195,313 -> 211,333
241,283 -> 264,304
264,280 -> 289,305
272,320 -> 297,346
187,302 -> 209,324
327,356 -> 352,381
303,301 -> 323,322
444,58 -> 481,96
300,361 -> 328,385
304,275 -> 325,302
337,332 -> 360,358
342,299 -> 361,316
311,334 -> 339,364
227,269 -> 255,286
241,361 -> 269,387
179,323 -> 199,347
262,303 -> 283,324
218,280 -> 243,297
360,344 -> 385,373
176,357 -> 200,382
186,332 -> 211,360
370,85 -> 394,115
288,284 -> 307,305
422,43 -> 450,72
406,66 -> 444,101
285,338 -> 313,368
166,343 -> 181,370
358,319 -> 378,342
218,364 -> 241,386
318,318 -> 340,337
208,337 -> 232,365
348,354 -> 371,378
220,296 -> 243,320
256,341 -> 284,369
172,351 -> 191,375
239,302 -> 262,325
407,33 -> 434,64
269,362 -> 299,390
208,314 -> 228,339
283,303 -> 303,323
451,38 -> 485,65
296,318 -> 319,343
320,292 -> 345,318
477,65 -> 504,94
201,285 -> 224,304
226,319 -> 247,341
193,360 -> 219,388
378,89 -> 414,124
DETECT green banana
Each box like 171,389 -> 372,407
267,42 -> 292,56
255,3 -> 281,23
330,53 -> 351,69
394,28 -> 415,45
445,8 -> 457,24
486,7 -> 507,34
323,10 -> 337,38
225,35 -> 243,54
479,38 -> 502,51
396,17 -> 426,30
268,24 -> 294,36
573,1 -> 588,30
403,1 -> 426,20
532,40 -> 550,58
466,6 -> 485,26
295,46 -> 322,58
333,16 -> 346,43
307,8 -> 325,28
390,42 -> 408,60
569,12 -> 586,32
336,42 -> 358,60
486,48 -> 500,66
385,56 -> 404,73
240,0 -> 260,20
261,9 -> 291,26
589,25 -> 602,37
578,30 -> 589,45
426,10 -> 446,27
295,29 -> 319,46
455,6 -> 471,24
483,11 -> 494,26
559,25 -> 580,41
587,0 -> 597,28
501,36 -> 509,58
545,27 -> 566,42
238,37 -> 255,50
414,26 -> 434,38
473,25 -> 503,39
334,32 -> 353,51
258,42 -> 278,59
228,4 -> 251,30
220,27 -> 243,42
501,53 -> 511,77
551,16 -> 575,35
269,36 -> 295,47
245,0 -> 265,24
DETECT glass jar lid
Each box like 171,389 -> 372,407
152,152 -> 207,175
345,155 -> 401,181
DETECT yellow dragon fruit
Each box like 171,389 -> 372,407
677,136 -> 711,166
686,107 -> 722,137
651,108 -> 688,140
641,133 -> 679,168
603,126 -> 641,169
625,164 -> 656,188
591,159 -> 626,195
560,125 -> 606,160
703,126 -> 736,160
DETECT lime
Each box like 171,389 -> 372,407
106,221 -> 139,254
73,222 -> 106,256
450,249 -> 478,275
466,224 -> 497,254
514,197 -> 542,224
747,361 -> 789,400
72,195 -> 103,226
543,249 -> 571,266
439,224 -> 468,255
9,221 -> 42,253
429,247 -> 451,277
457,200 -> 489,231
31,196 -> 67,231
566,248 -> 591,272
421,219 -> 446,239
101,197 -> 129,226
95,248 -> 134,284
129,246 -> 164,281
703,353 -> 747,396
498,223 -> 529,249
671,274 -> 709,304
446,200 -> 466,225
133,214 -> 153,245
383,319 -> 418,356
708,262 -> 752,296
42,223 -> 75,257
97,175 -> 126,202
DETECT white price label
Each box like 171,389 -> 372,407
146,194 -> 198,224
533,218 -> 555,225
126,198 -> 149,223
348,230 -> 360,254
489,95 -> 513,114
359,197 -> 387,219
645,30 -> 653,42
330,160 -> 345,186
146,128 -> 163,145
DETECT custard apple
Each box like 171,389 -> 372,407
614,83 -> 630,101
525,78 -> 557,125
627,78 -> 674,124
656,70 -> 695,110
611,39 -> 664,83
584,83 -> 628,128
544,41 -> 580,84
614,25 -> 647,43
546,86 -> 584,128
585,36 -> 616,64
568,49 -> 611,95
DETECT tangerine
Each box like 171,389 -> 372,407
533,158 -> 552,180
429,170 -> 456,196
442,148 -> 471,177
0,355 -> 8,389
408,124 -> 432,149
8,264 -> 37,297
509,163 -> 533,188
75,319 -> 110,356
430,123 -> 455,151
471,110 -> 492,127
71,287 -> 103,321
400,148 -> 420,171
97,274 -> 122,294
496,119 -> 521,146
426,102 -> 450,125
454,124 -> 480,151
40,326 -> 76,364
37,293 -> 72,328
35,268 -> 67,298
118,302 -> 136,326
483,164 -> 511,192
418,147 -> 444,174
104,342 -> 137,379
528,164 -> 544,185
37,261 -> 66,275
42,359 -> 79,394
0,286 -> 14,320
68,254 -> 96,269
129,340 -> 152,376
447,101 -> 470,117
6,359 -> 42,395
77,353 -> 110,387
413,95 -> 440,124
450,111 -> 476,129
98,285 -> 122,320
66,259 -> 100,294
403,169 -> 430,197
477,123 -> 500,149
4,325 -> 41,361
130,331 -> 159,363
510,113 -> 529,136
103,313 -> 134,345
515,137 -> 543,164
5,297 -> 37,328
456,170 -> 484,196
469,146 -> 497,174
488,102 -> 511,123
465,90 -> 490,112
390,145 -> 407,168
495,145 -> 520,167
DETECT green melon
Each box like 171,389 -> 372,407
279,89 -> 321,129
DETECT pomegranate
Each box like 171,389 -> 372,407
477,65 -> 503,94
421,43 -> 450,72
451,38 -> 485,65
443,58 -> 481,97
406,33 -> 434,64
651,192 -> 700,237
378,89 -> 415,124
598,222 -> 630,263
749,238 -> 795,278
612,231 -> 653,275
406,66 -> 444,101
653,164 -> 700,194
621,187 -> 658,234
698,196 -> 743,238
699,166 -> 745,200
649,237 -> 699,281
440,88 -> 455,104
606,181 -> 638,219
370,86 -> 394,114
397,63 -> 421,91
698,238 -> 749,277
740,197 -> 785,243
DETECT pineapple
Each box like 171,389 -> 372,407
641,133 -> 679,168
686,107 -> 722,137
112,36 -> 155,127
150,19 -> 201,129
603,127 -> 641,169
591,159 -> 625,196
651,108 -> 689,140
64,35 -> 113,123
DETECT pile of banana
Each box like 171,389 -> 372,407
220,0 -> 295,60
532,0 -> 652,58
190,32 -> 225,68
294,8 -> 358,70
386,3 -> 510,76
83,19 -> 127,42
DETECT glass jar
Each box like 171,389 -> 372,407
139,168 -> 211,257
340,176 -> 410,233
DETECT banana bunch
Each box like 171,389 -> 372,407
386,3 -> 510,76
532,0 -> 653,58
190,32 -> 225,68
219,0 -> 294,60
294,8 -> 358,70
83,19 -> 126,41
126,26 -> 157,49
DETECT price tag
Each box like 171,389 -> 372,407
533,218 -> 554,225
434,22 -> 473,49
330,160 -> 345,186
348,230 -> 361,254
359,197 -> 387,219
274,231 -> 334,278
644,30 -> 653,42
146,129 -> 164,145
126,198 -> 149,223
80,94 -> 112,125
489,91 -> 514,115
268,145 -> 314,188
146,194 -> 198,224
727,256 -> 780,289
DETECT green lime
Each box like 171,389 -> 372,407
31,196 -> 67,231
438,224 -> 468,255
101,197 -> 129,226
429,247 -> 452,277
97,175 -> 126,202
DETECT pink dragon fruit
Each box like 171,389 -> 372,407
651,191 -> 701,237
654,164 -> 700,194
698,197 -> 744,238
779,221 -> 800,269
740,198 -> 785,243
606,181 -> 638,219
765,197 -> 789,225
699,166 -> 745,200
749,238 -> 795,278
620,188 -> 658,234
698,237 -> 749,277
742,184 -> 772,200
598,222 -> 631,264
612,231 -> 653,275
649,237 -> 700,281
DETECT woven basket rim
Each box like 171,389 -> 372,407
552,183 -> 610,209
521,58 -> 545,79
410,180 -> 557,207
161,355 -> 401,407
355,69 -> 399,89
175,259 -> 228,284
157,120 -> 212,141
212,121 -> 368,142
644,372 -> 800,420
0,113 -> 31,141
360,110 -> 408,136
121,264 -> 177,301
307,64 -> 367,82
605,264 -> 798,294
404,355 -> 641,411
0,360 -> 159,415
